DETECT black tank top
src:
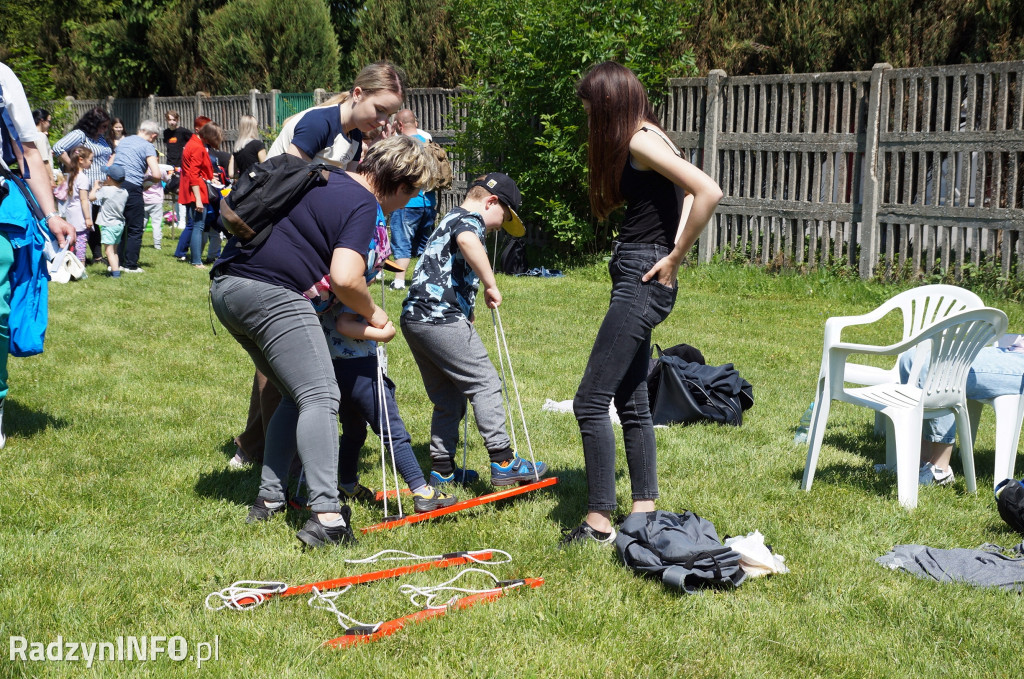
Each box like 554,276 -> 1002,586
617,127 -> 680,246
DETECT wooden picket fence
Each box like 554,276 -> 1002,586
63,61 -> 1024,280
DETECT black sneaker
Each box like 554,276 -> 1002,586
340,482 -> 377,503
559,522 -> 616,548
296,506 -> 356,548
412,486 -> 458,513
246,497 -> 287,524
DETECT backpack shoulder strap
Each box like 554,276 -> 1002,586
0,79 -> 29,179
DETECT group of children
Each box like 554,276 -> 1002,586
306,171 -> 548,516
59,145 -> 171,277
61,148 -> 130,276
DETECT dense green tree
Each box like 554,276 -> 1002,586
149,0 -> 229,94
329,0 -> 364,85
449,0 -> 696,255
200,0 -> 340,93
351,0 -> 467,87
686,0 -> 1024,75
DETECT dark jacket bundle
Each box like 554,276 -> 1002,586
647,344 -> 754,426
614,510 -> 747,593
996,479 -> 1024,534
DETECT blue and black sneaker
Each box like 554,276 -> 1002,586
490,455 -> 548,487
430,467 -> 480,486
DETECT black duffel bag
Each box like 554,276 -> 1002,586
647,344 -> 754,426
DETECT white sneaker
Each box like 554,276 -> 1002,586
919,462 -> 955,486
388,280 -> 406,290
122,267 -> 145,273
228,449 -> 252,469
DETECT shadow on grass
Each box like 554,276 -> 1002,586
546,465 -> 594,528
793,423 -> 1002,497
5,399 -> 70,438
194,465 -> 262,506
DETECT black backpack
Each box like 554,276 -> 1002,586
499,237 -> 527,275
647,349 -> 754,427
996,479 -> 1024,534
614,510 -> 747,593
218,154 -> 332,251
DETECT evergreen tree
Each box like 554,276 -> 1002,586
351,0 -> 467,88
201,0 -> 341,93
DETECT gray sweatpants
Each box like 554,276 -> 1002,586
400,316 -> 511,469
211,274 -> 341,513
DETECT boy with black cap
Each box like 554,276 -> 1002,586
89,164 -> 129,277
400,172 -> 549,488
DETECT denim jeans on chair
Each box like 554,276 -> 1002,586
899,347 -> 1024,443
574,242 -> 678,512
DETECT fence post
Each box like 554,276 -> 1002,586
858,63 -> 891,279
699,69 -> 726,264
314,88 -> 327,106
148,94 -> 156,122
105,95 -> 114,115
270,89 -> 280,128
250,89 -> 259,119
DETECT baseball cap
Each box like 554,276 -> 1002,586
471,172 -> 525,237
104,164 -> 126,182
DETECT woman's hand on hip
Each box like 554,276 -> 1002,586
642,255 -> 680,288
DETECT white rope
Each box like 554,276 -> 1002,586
204,581 -> 288,611
493,308 -> 539,480
491,309 -> 519,454
398,568 -> 522,610
307,586 -> 381,632
343,548 -> 512,566
462,398 -> 470,474
376,341 -> 403,519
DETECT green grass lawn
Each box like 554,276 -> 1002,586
2,236 -> 1023,678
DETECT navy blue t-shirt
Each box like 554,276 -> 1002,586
290,106 -> 363,165
217,171 -> 377,295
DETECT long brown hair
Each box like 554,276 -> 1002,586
576,61 -> 660,220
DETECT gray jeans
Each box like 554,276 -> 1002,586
401,316 -> 511,469
211,274 -> 341,513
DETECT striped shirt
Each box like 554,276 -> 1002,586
52,129 -> 113,199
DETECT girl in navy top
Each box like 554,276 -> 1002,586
562,61 -> 723,547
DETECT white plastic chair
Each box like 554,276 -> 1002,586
968,395 -> 1024,489
802,307 -> 1008,508
817,284 -> 984,392
804,285 -> 984,451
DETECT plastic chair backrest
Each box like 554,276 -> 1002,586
912,308 -> 1008,409
894,285 -> 984,342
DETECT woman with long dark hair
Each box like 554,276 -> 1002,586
53,107 -> 112,261
562,61 -> 723,546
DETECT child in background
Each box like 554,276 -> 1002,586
143,164 -> 171,250
320,217 -> 457,513
90,164 -> 129,277
400,172 -> 549,488
63,146 -> 95,263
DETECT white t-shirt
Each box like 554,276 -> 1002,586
0,63 -> 44,153
267,104 -> 361,167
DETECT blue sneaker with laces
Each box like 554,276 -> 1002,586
430,467 -> 480,486
490,455 -> 548,487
